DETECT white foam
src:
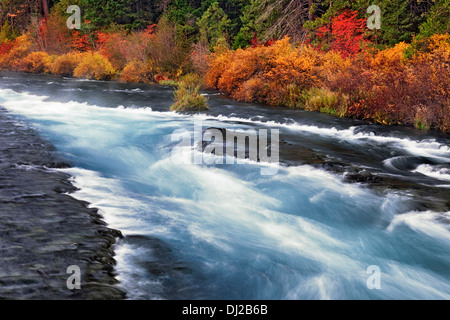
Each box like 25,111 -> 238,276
387,211 -> 450,242
413,164 -> 450,182
1,88 -> 449,162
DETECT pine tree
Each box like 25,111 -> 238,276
197,2 -> 231,49
419,0 -> 450,38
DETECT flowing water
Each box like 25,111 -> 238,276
0,72 -> 449,300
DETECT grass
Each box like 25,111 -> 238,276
170,81 -> 209,112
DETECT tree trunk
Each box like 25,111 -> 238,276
308,0 -> 313,21
42,0 -> 49,19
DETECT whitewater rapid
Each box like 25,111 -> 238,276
0,82 -> 449,300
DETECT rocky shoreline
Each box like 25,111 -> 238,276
0,108 -> 126,300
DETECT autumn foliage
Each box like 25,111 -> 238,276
313,10 -> 368,57
73,52 -> 116,80
18,51 -> 52,73
207,37 -> 321,106
120,59 -> 155,83
207,34 -> 450,132
49,52 -> 84,76
0,34 -> 33,70
0,5 -> 448,132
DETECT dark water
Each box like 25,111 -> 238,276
0,71 -> 449,299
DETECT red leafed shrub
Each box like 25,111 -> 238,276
71,31 -> 91,52
0,41 -> 14,55
312,10 -> 369,57
155,74 -> 168,82
145,24 -> 157,37
331,10 -> 367,57
250,34 -> 276,48
34,12 -> 72,54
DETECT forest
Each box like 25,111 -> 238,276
0,0 -> 449,131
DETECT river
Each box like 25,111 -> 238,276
0,72 -> 449,300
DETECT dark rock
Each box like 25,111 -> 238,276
0,108 -> 126,300
344,170 -> 383,184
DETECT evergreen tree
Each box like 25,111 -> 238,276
197,1 -> 231,49
233,0 -> 266,48
0,20 -> 18,44
79,0 -> 131,28
419,0 -> 450,38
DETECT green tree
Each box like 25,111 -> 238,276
78,0 -> 124,27
233,0 -> 266,48
419,0 -> 450,38
0,20 -> 18,44
197,1 -> 231,49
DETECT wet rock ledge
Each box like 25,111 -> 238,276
0,108 -> 126,300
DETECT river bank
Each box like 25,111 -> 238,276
0,107 -> 125,299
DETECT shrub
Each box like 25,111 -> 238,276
170,82 -> 209,112
73,52 -> 116,80
50,52 -> 84,77
148,17 -> 193,79
17,51 -> 53,73
371,42 -> 410,72
180,73 -> 205,88
414,105 -> 432,130
206,34 -> 449,132
207,37 -> 321,106
120,59 -> 154,83
319,50 -> 352,84
206,45 -> 233,89
0,41 -> 14,56
303,88 -> 341,115
191,41 -> 211,77
32,12 -> 72,54
96,31 -> 152,70
234,77 -> 267,102
0,34 -> 33,70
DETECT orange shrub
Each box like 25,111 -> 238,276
97,31 -> 152,70
206,34 -> 449,132
233,77 -> 267,102
73,52 -> 116,80
49,52 -> 84,76
318,50 -> 352,84
207,37 -> 322,106
370,42 -> 410,75
0,34 -> 33,70
206,46 -> 233,89
17,51 -> 53,73
216,47 -> 261,94
120,59 -> 154,83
